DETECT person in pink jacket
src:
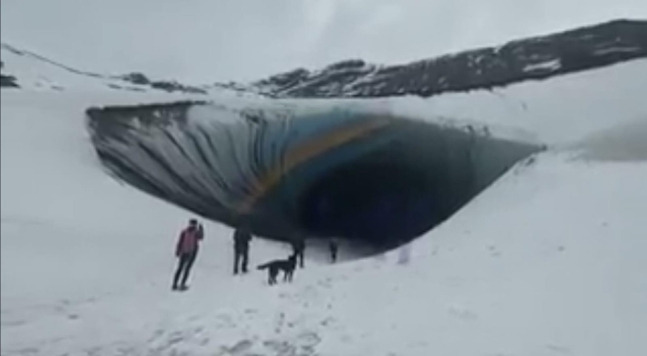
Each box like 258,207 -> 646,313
172,219 -> 204,291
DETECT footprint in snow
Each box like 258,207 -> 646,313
229,339 -> 254,355
546,344 -> 572,354
488,245 -> 501,257
67,313 -> 80,320
295,331 -> 321,348
166,334 -> 184,346
448,305 -> 478,321
146,329 -> 165,343
2,319 -> 26,327
13,347 -> 40,355
262,339 -> 296,355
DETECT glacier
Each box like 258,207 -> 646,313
86,101 -> 542,249
2,41 -> 647,356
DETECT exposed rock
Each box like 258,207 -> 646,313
0,60 -> 19,88
150,80 -> 207,94
0,74 -> 19,88
253,19 -> 647,98
121,72 -> 150,85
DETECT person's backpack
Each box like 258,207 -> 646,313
179,228 -> 200,254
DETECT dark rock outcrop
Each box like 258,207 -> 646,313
253,19 -> 647,98
121,72 -> 208,94
121,72 -> 151,85
149,80 -> 208,95
0,74 -> 19,88
0,60 -> 19,88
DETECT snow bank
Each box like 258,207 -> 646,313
2,56 -> 647,355
389,59 -> 647,145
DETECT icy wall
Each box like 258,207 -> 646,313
87,101 -> 543,250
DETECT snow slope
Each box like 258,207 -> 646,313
0,43 -> 148,92
2,59 -> 647,355
0,89 -> 293,350
387,59 -> 647,146
1,43 -> 226,95
252,20 -> 647,99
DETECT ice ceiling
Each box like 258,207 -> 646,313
87,100 -> 542,251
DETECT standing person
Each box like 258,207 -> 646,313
172,219 -> 204,291
291,238 -> 305,269
233,226 -> 252,275
329,239 -> 338,263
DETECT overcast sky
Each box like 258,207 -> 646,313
2,0 -> 646,84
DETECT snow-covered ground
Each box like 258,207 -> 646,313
0,43 -> 148,92
2,53 -> 647,355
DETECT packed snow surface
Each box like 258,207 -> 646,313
2,58 -> 647,355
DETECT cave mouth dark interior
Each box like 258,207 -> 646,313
297,157 -> 441,249
275,119 -> 543,251
87,103 -> 544,255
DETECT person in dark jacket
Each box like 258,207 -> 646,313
329,239 -> 338,263
291,238 -> 306,269
172,219 -> 204,291
233,226 -> 252,274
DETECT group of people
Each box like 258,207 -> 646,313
171,219 -> 339,291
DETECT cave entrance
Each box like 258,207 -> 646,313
298,152 -> 442,249
87,102 -> 543,254
282,120 -> 543,252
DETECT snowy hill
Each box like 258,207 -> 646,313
0,43 -> 212,95
254,19 -> 647,98
4,19 -> 646,101
2,20 -> 647,356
